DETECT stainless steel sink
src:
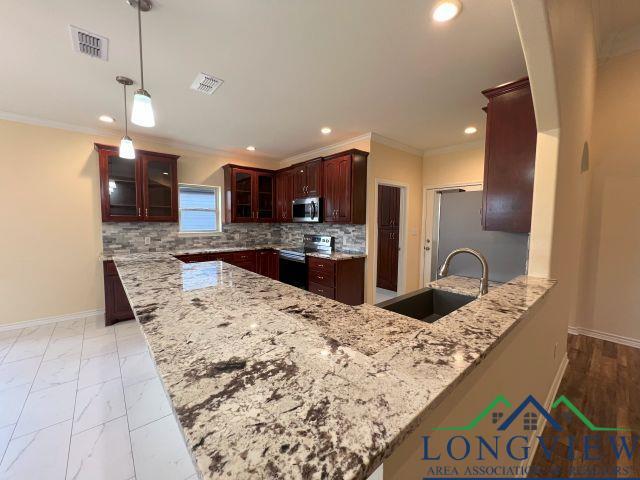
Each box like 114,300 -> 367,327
375,287 -> 475,323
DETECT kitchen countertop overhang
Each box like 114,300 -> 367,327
112,252 -> 555,479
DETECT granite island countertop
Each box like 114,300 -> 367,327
113,253 -> 555,480
102,244 -> 367,262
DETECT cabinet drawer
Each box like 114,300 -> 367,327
207,252 -> 233,262
308,269 -> 334,287
234,261 -> 256,273
233,251 -> 256,263
308,257 -> 335,274
308,282 -> 335,300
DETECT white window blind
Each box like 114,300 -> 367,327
179,185 -> 219,233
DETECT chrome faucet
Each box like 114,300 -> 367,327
438,248 -> 489,297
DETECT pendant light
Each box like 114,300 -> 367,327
130,0 -> 155,127
117,76 -> 136,159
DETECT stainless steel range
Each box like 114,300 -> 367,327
279,235 -> 334,289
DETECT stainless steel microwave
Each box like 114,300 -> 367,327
292,197 -> 322,222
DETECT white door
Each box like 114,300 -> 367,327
422,183 -> 482,286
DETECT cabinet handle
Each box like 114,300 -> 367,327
318,288 -> 324,293
138,208 -> 141,217
145,208 -> 148,217
317,275 -> 324,280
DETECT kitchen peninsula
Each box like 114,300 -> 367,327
113,253 -> 555,479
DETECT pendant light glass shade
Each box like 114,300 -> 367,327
131,89 -> 155,127
119,135 -> 136,159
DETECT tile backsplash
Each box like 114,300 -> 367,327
102,222 -> 366,255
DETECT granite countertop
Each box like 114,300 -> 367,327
101,245 -> 367,262
113,253 -> 555,480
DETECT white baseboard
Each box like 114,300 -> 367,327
568,325 -> 640,349
0,309 -> 105,332
520,353 -> 569,473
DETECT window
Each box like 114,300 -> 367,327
178,184 -> 220,233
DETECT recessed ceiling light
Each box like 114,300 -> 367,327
432,0 -> 462,22
246,146 -> 256,151
321,127 -> 332,135
99,115 -> 115,123
464,126 -> 477,135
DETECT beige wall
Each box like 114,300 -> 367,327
0,119 -> 277,326
365,141 -> 423,303
576,50 -> 640,342
422,143 -> 485,187
511,0 -> 597,369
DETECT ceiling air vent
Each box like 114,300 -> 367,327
190,73 -> 224,95
69,25 -> 109,61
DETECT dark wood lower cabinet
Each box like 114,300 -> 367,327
307,256 -> 365,305
376,226 -> 399,291
103,261 -> 134,326
257,250 -> 279,280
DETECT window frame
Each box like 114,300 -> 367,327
178,183 -> 222,236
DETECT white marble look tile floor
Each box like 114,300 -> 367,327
0,316 -> 197,480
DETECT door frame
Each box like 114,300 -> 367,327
419,181 -> 483,287
372,179 -> 408,299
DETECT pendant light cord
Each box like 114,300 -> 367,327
123,84 -> 129,136
138,0 -> 144,90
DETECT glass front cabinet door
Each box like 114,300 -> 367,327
96,144 -> 179,222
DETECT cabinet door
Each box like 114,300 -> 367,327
103,262 -> 134,326
292,165 -> 307,198
231,169 -> 255,222
378,185 -> 400,227
141,155 -> 178,221
324,154 -> 352,223
322,158 -> 337,222
99,149 -> 143,222
376,227 -> 399,291
305,158 -> 322,197
275,171 -> 293,221
255,172 -> 275,222
482,80 -> 537,232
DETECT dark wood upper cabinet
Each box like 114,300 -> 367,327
96,144 -> 179,222
481,78 -> 537,233
223,165 -> 275,223
275,169 -> 294,222
323,149 -> 368,224
292,158 -> 322,198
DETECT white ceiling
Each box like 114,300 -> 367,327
0,0 -> 526,158
592,0 -> 640,61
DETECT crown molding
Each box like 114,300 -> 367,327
423,139 -> 484,157
370,133 -> 423,156
279,133 -> 373,166
0,111 -> 278,162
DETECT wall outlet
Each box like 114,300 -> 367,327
144,237 -> 151,245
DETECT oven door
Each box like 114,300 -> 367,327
278,255 -> 308,290
292,197 -> 321,222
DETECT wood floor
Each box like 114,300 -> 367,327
529,334 -> 640,477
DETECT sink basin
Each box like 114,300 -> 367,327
375,287 -> 476,323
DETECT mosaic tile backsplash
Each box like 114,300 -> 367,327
102,222 -> 366,255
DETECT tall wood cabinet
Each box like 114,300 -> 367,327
223,165 -> 275,223
481,78 -> 537,233
96,144 -> 179,222
377,185 -> 401,291
323,149 -> 368,224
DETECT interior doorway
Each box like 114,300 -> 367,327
421,182 -> 482,286
376,184 -> 402,303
